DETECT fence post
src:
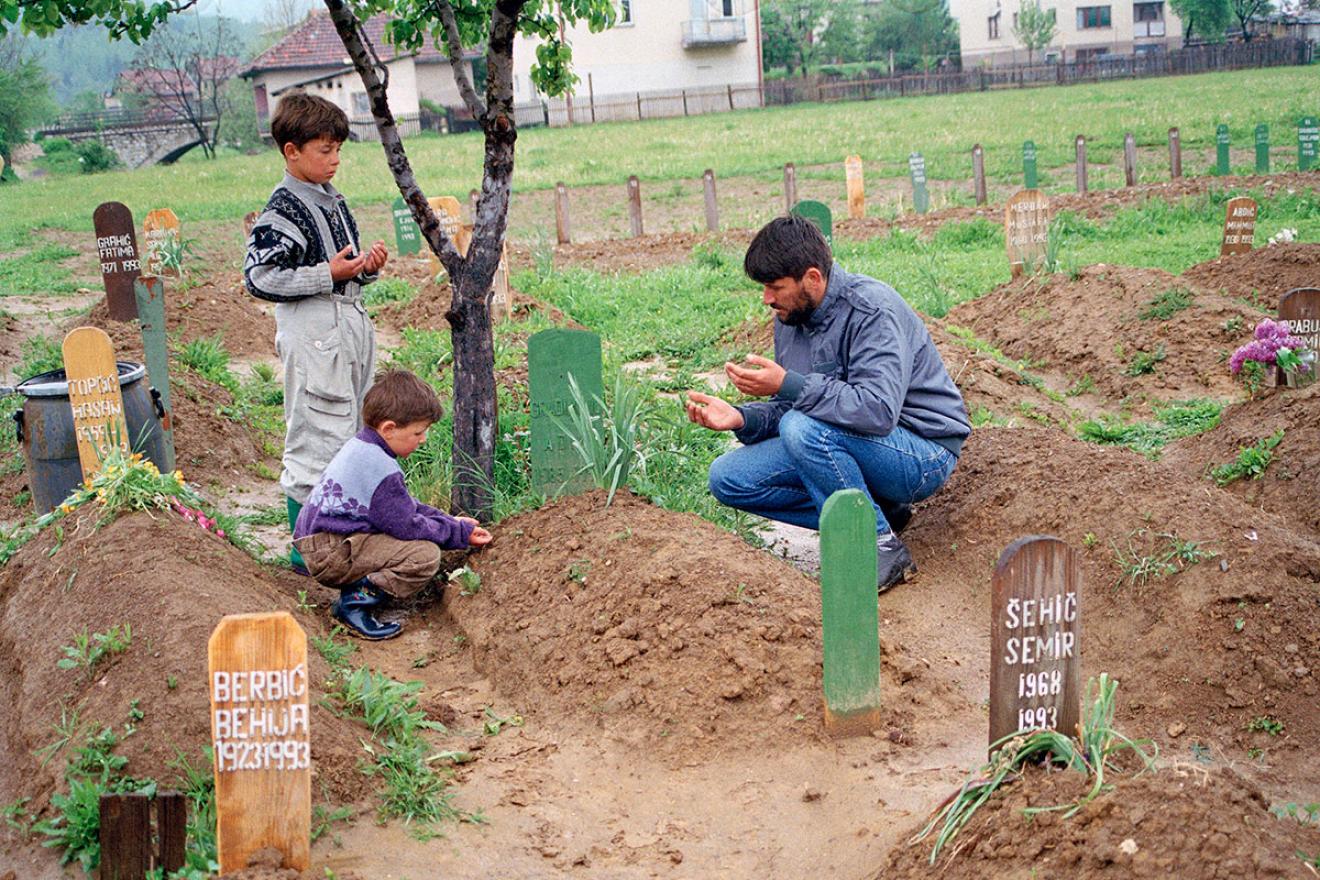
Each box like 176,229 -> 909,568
99,794 -> 152,880
702,169 -> 719,232
636,92 -> 642,121
728,83 -> 735,110
627,175 -> 643,238
1075,135 -> 1088,193
784,162 -> 798,213
682,89 -> 689,116
972,144 -> 987,205
587,73 -> 596,123
1123,132 -> 1137,187
555,182 -> 571,245
1168,127 -> 1182,179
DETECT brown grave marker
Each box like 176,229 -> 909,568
1004,189 -> 1050,278
93,202 -> 142,321
1075,135 -> 1088,193
1123,132 -> 1137,187
142,208 -> 182,277
972,144 -> 987,205
554,182 -> 571,244
1168,127 -> 1182,178
62,327 -> 130,479
243,211 -> 259,239
209,612 -> 311,873
783,162 -> 798,212
1220,196 -> 1258,257
844,155 -> 865,219
1277,287 -> 1320,386
627,175 -> 643,237
989,536 -> 1082,751
702,169 -> 719,231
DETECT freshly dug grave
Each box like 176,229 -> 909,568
946,265 -> 1261,406
0,507 -> 365,821
1162,382 -> 1320,539
449,490 -> 960,758
69,278 -> 275,360
547,230 -> 754,275
882,763 -> 1320,879
907,427 -> 1320,787
1182,242 -> 1320,307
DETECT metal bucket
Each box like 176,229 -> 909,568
12,362 -> 169,514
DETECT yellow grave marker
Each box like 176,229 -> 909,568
142,208 -> 182,277
1004,190 -> 1050,278
491,242 -> 512,322
208,612 -> 311,873
845,155 -> 865,220
427,196 -> 469,277
62,327 -> 129,479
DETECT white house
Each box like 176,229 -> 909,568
949,0 -> 1184,65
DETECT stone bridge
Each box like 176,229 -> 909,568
38,110 -> 217,169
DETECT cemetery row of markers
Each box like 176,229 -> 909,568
546,117 -> 1320,243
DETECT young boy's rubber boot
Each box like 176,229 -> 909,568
333,585 -> 401,641
342,576 -> 387,608
287,497 -> 308,575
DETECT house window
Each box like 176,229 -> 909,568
619,0 -> 632,23
988,11 -> 1001,37
352,92 -> 370,116
721,0 -> 734,15
1076,5 -> 1111,28
1134,2 -> 1163,20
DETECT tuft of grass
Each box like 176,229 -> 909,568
363,277 -> 417,308
57,624 -> 132,680
1138,286 -> 1194,321
551,373 -> 651,506
177,334 -> 237,392
1209,429 -> 1283,486
1110,528 -> 1216,589
1077,398 -> 1222,457
1123,344 -> 1166,376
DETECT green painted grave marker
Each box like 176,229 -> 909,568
792,200 -> 833,248
909,152 -> 929,215
391,197 -> 422,256
1022,140 -> 1038,190
819,489 -> 882,736
528,328 -> 603,497
134,276 -> 176,473
1216,124 -> 1231,176
1299,117 -> 1318,172
1255,123 -> 1270,174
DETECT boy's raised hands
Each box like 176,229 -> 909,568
329,244 -> 367,281
363,239 -> 389,274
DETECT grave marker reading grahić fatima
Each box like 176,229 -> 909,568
62,326 -> 130,479
819,489 -> 882,736
1256,123 -> 1270,174
391,196 -> 423,256
1004,189 -> 1049,278
93,202 -> 142,321
1220,196 -> 1258,257
845,154 -> 865,219
909,152 -> 929,215
1216,124 -> 1231,176
792,199 -> 833,249
1277,287 -> 1320,386
1022,140 -> 1038,190
528,328 -> 603,497
142,208 -> 181,278
1300,117 -> 1319,172
989,536 -> 1082,751
208,612 -> 311,873
134,276 -> 176,473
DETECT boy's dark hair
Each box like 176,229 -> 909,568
362,370 -> 446,429
743,215 -> 833,285
270,91 -> 350,150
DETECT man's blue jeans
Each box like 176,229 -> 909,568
708,410 -> 958,535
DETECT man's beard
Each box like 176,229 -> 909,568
779,290 -> 815,326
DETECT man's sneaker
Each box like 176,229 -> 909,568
877,534 -> 917,593
333,585 -> 401,640
880,501 -> 912,535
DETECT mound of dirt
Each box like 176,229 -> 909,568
946,266 -> 1260,406
882,763 -> 1320,879
1162,382 -> 1320,538
549,230 -> 754,275
908,427 -> 1320,787
0,507 -> 364,819
1182,243 -> 1320,307
71,279 -> 275,360
449,490 -> 956,758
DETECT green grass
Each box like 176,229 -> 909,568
1078,399 -> 1224,457
1209,429 -> 1284,485
0,244 -> 81,296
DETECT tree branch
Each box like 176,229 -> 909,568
433,0 -> 486,120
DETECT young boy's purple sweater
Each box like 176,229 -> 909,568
294,427 -> 474,548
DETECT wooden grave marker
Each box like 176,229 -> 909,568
702,169 -> 719,232
491,242 -> 512,323
142,208 -> 182,278
1299,117 -> 1318,172
1123,132 -> 1137,187
93,201 -> 142,321
426,196 -> 469,277
554,182 -> 571,244
1022,140 -> 1038,190
1255,123 -> 1270,174
783,162 -> 798,212
844,155 -> 865,219
1277,287 -> 1320,387
208,612 -> 311,873
792,199 -> 833,249
391,196 -> 422,256
1216,124 -> 1231,176
908,152 -> 929,215
1075,135 -> 1087,193
1004,189 -> 1050,278
1169,127 -> 1182,178
989,536 -> 1082,751
242,211 -> 259,239
62,327 -> 130,479
627,175 -> 643,237
99,791 -> 186,880
1220,196 -> 1258,257
819,489 -> 882,736
528,328 -> 603,497
134,276 -> 176,473
972,144 -> 987,205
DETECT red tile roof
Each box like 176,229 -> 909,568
242,12 -> 455,76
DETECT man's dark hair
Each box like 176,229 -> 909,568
743,215 -> 833,284
362,370 -> 446,429
270,91 -> 350,150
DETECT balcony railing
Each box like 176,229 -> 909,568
1134,19 -> 1167,36
682,16 -> 747,47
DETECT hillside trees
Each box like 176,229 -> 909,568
0,34 -> 56,180
1168,0 -> 1232,40
1229,0 -> 1273,39
0,0 -> 614,518
1011,0 -> 1056,62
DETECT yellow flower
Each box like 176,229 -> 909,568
59,504 -> 73,514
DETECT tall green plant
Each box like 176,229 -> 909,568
552,374 -> 651,506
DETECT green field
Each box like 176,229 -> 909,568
3,64 -> 1319,249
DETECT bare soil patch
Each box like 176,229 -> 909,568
1182,242 -> 1320,307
